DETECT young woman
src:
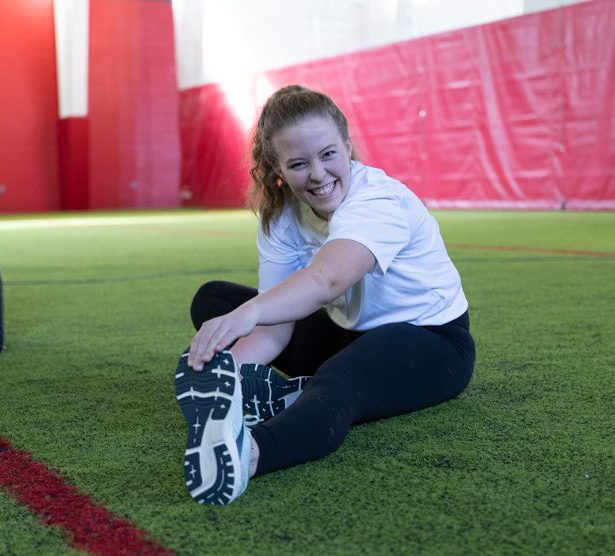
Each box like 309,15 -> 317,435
174,85 -> 475,506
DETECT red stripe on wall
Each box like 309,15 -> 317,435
0,437 -> 173,556
88,0 -> 180,209
58,117 -> 89,210
0,0 -> 59,213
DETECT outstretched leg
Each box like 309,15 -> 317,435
251,315 -> 475,475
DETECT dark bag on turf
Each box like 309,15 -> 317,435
0,270 -> 4,352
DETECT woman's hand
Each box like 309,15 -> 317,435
188,303 -> 259,371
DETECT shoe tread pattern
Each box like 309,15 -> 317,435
241,364 -> 308,422
174,350 -> 237,504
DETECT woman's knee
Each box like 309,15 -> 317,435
191,281 -> 229,307
190,281 -> 256,330
190,281 -> 223,329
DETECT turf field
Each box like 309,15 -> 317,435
0,209 -> 613,555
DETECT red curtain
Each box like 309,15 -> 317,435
178,84 -> 249,208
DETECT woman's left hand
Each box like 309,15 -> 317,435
188,303 -> 259,371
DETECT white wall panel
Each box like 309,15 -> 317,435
172,0 -> 591,91
53,0 -> 88,118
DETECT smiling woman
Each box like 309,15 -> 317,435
249,85 -> 359,233
273,116 -> 353,220
173,85 -> 475,507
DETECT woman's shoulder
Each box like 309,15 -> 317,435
349,162 -> 415,200
343,161 -> 422,214
338,162 -> 434,241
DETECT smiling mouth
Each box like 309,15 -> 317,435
308,180 -> 336,197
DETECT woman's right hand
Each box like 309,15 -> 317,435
188,303 -> 259,371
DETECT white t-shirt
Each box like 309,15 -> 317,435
257,161 -> 468,330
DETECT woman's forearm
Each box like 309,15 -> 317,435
188,240 -> 375,369
245,267 -> 332,326
231,322 -> 294,367
247,239 -> 376,326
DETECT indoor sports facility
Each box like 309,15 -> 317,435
0,1 -> 613,554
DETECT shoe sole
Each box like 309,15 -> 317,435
174,350 -> 242,505
242,364 -> 309,422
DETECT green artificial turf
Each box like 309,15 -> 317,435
0,209 -> 613,555
0,492 -> 78,556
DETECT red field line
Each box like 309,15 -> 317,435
0,437 -> 174,556
448,243 -> 615,258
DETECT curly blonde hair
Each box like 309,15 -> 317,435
249,85 -> 354,234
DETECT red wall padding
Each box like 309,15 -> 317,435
0,0 -> 59,213
87,0 -> 180,209
179,84 -> 250,208
180,0 -> 615,210
58,117 -> 89,210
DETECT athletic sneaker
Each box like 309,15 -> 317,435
241,364 -> 310,425
175,349 -> 251,505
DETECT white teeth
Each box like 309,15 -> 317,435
310,181 -> 335,197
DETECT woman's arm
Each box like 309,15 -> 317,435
231,322 -> 294,369
188,239 -> 375,370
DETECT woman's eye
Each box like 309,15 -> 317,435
290,162 -> 305,170
322,150 -> 336,159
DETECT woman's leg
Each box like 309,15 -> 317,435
190,280 -> 362,376
250,313 -> 475,475
178,281 -> 367,504
190,281 -> 256,329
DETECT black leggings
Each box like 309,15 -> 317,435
190,281 -> 476,476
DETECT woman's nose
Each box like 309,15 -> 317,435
309,161 -> 326,182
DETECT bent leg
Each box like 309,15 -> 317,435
189,280 -> 361,376
251,315 -> 475,475
190,281 -> 257,329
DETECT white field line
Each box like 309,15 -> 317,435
0,212 -> 250,231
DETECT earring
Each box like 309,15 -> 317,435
275,178 -> 284,188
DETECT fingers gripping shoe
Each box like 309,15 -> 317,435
175,350 -> 251,505
241,364 -> 310,425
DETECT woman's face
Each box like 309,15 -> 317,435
273,115 -> 352,220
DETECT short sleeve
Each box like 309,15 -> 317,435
326,183 -> 409,275
256,212 -> 302,293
